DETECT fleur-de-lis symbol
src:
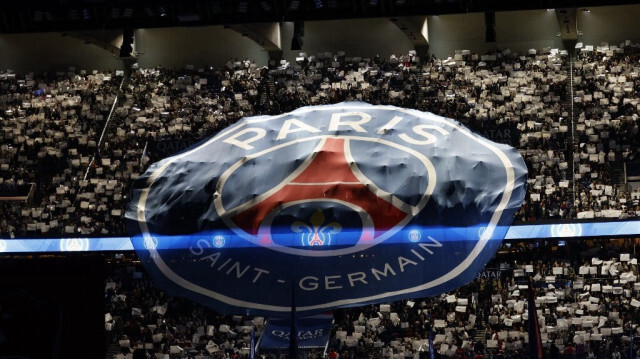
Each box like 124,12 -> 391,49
292,210 -> 342,246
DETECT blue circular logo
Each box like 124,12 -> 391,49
129,102 -> 527,316
408,229 -> 422,243
550,223 -> 582,238
213,235 -> 226,248
60,238 -> 89,252
144,236 -> 158,250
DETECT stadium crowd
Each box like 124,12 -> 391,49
572,43 -> 640,220
327,239 -> 640,359
1,43 -> 639,358
105,256 -> 261,359
103,239 -> 640,359
0,70 -> 126,237
2,44 -> 640,238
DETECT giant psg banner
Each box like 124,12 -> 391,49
126,102 -> 527,316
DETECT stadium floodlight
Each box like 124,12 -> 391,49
123,8 -> 133,18
159,7 -> 167,17
289,0 -> 300,11
314,0 -> 324,9
110,8 -> 121,18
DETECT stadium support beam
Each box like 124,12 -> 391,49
389,17 -> 429,60
227,22 -> 282,62
555,8 -> 578,50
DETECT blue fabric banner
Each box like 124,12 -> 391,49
126,102 -> 528,316
260,315 -> 333,349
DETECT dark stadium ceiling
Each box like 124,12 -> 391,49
1,0 -> 638,34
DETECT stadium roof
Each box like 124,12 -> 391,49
1,0 -> 639,34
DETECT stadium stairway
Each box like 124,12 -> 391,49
104,341 -> 120,359
260,85 -> 269,105
417,64 -> 426,104
565,52 -> 577,203
268,76 -> 276,102
611,162 -> 629,192
473,317 -> 488,351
